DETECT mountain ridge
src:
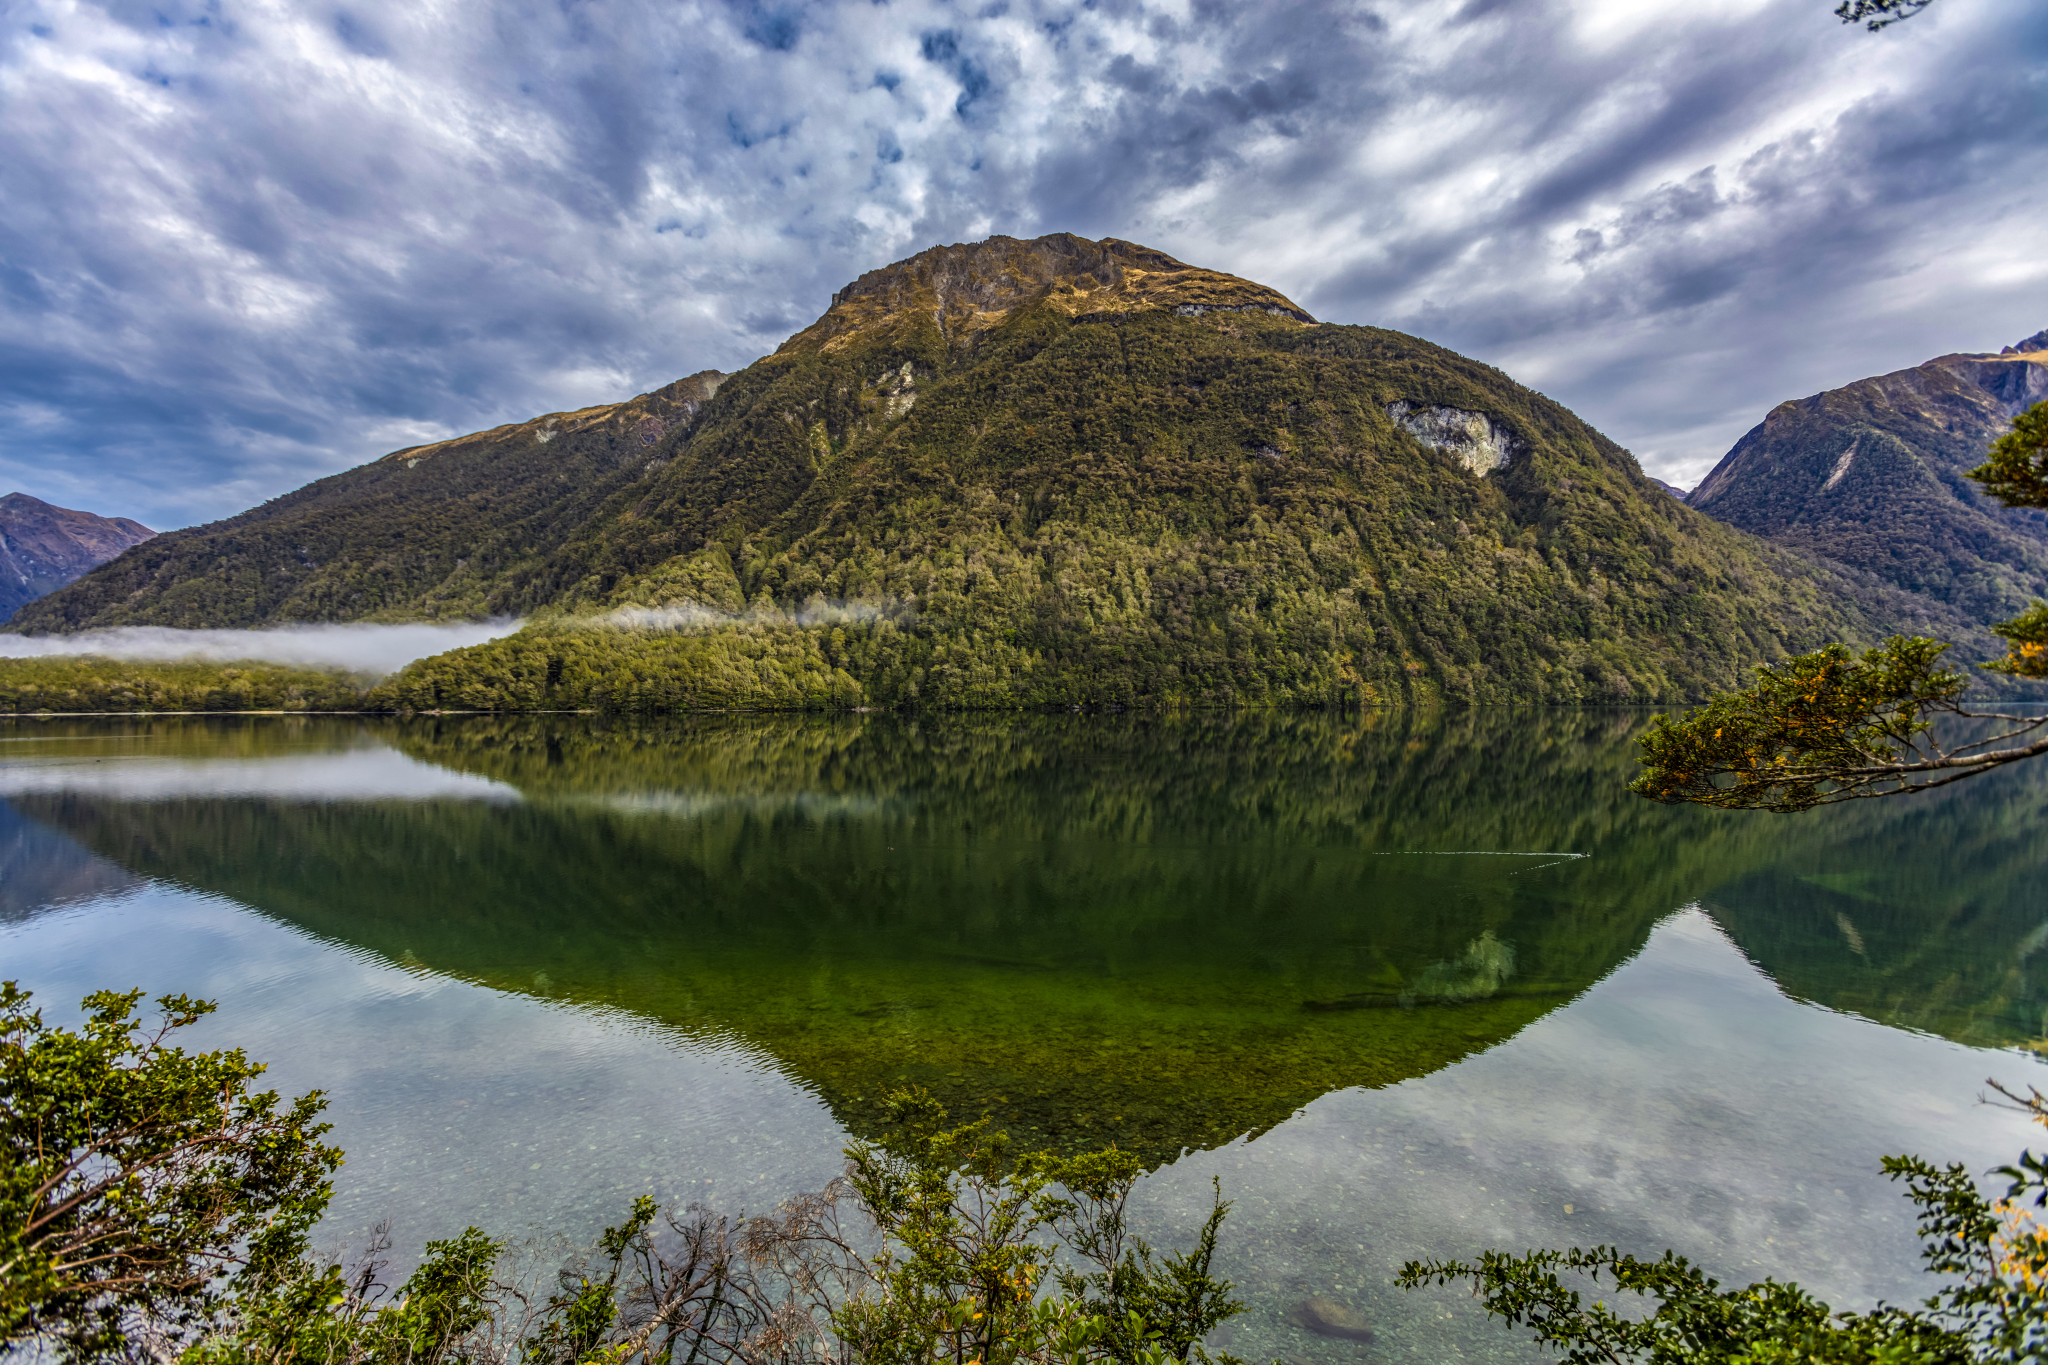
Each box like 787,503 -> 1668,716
10,233 -> 1983,707
9,373 -> 724,630
1687,335 -> 2048,631
0,494 -> 154,623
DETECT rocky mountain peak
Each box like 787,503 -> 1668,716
1685,340 -> 2048,630
2003,327 -> 2048,356
0,493 -> 154,623
779,232 -> 1314,356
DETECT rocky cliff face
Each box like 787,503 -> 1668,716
0,494 -> 153,623
1386,401 -> 1521,475
1687,334 -> 2048,627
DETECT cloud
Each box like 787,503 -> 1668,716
0,750 -> 520,804
594,601 -> 900,632
0,621 -> 522,676
0,0 -> 2041,522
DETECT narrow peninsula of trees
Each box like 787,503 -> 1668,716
0,657 -> 370,714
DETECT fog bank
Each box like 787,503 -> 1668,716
597,601 -> 899,632
0,620 -> 522,676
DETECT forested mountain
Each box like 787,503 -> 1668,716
8,374 -> 726,629
1689,333 -> 2048,625
11,233 -> 1982,707
0,493 -> 153,622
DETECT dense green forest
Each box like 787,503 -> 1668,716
13,235 -> 1984,709
0,656 -> 367,713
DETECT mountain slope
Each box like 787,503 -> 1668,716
1688,337 -> 2048,626
0,494 -> 153,623
390,235 -> 1903,706
8,374 -> 724,630
21,233 -> 1925,706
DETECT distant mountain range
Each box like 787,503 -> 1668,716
1688,331 -> 2048,630
0,494 -> 153,624
8,235 -> 2028,707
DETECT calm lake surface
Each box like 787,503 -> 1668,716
4,710 -> 2047,1363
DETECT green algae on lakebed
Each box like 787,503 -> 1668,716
448,947 -> 1575,1159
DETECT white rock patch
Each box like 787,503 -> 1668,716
1386,401 -> 1520,476
882,361 -> 917,419
1821,439 -> 1858,492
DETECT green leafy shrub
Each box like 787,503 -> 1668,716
1632,400 -> 2048,811
193,1088 -> 1252,1365
1400,1084 -> 2048,1361
5,985 -> 1254,1365
0,984 -> 342,1363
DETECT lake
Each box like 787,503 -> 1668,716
4,709 -> 2046,1363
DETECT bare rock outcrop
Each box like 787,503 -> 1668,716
1386,400 -> 1520,475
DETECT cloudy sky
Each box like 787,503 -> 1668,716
2,0 -> 2044,530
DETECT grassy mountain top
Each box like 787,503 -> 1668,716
784,233 -> 1314,358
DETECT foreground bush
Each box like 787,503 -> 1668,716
1400,1081 -> 2048,1362
3,985 -> 1249,1365
19,980 -> 2048,1364
0,985 -> 341,1361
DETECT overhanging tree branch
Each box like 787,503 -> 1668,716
1636,399 -> 2048,812
1630,637 -> 2048,812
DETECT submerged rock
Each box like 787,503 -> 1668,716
1287,1296 -> 1375,1342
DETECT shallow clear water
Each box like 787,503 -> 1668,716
3,710 -> 2046,1362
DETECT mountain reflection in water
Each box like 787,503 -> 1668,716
3,709 -> 2045,1164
